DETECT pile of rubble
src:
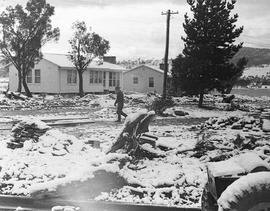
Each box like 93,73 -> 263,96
261,111 -> 270,132
7,118 -> 51,149
202,116 -> 259,131
125,92 -> 161,107
193,111 -> 270,163
201,111 -> 270,133
0,94 -> 91,111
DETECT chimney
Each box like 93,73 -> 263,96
159,63 -> 165,70
103,56 -> 116,64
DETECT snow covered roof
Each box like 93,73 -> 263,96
43,53 -> 125,71
124,64 -> 172,76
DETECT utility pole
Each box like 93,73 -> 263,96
161,9 -> 178,99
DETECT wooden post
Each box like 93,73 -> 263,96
161,10 -> 178,99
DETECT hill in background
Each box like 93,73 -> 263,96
118,47 -> 270,70
232,47 -> 270,67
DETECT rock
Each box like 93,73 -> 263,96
233,134 -> 244,147
52,149 -> 67,156
252,127 -> 261,132
243,128 -> 249,132
244,124 -> 253,129
174,110 -> 189,116
231,123 -> 242,130
262,119 -> 270,132
219,123 -> 226,128
260,112 -> 270,120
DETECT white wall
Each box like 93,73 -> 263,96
9,59 -> 59,93
123,66 -> 164,93
9,59 -> 123,94
8,65 -> 17,92
59,68 -> 123,93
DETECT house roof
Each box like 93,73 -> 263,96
43,53 -> 125,71
124,64 -> 171,76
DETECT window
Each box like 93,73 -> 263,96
67,69 -> 77,84
149,77 -> 154,87
90,71 -> 103,84
133,77 -> 138,84
26,70 -> 32,83
99,71 -> 102,83
90,71 -> 94,83
34,69 -> 41,83
109,72 -> 114,87
109,72 -> 120,87
116,72 -> 120,87
103,72 -> 106,87
94,71 -> 98,83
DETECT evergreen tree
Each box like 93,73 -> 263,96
178,0 -> 246,107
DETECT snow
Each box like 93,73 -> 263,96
208,152 -> 270,177
262,119 -> 270,132
13,117 -> 51,131
208,160 -> 245,177
218,172 -> 270,210
0,126 -> 130,196
164,106 -> 247,119
0,93 -> 270,208
43,53 -> 125,70
242,65 -> 270,77
88,94 -> 115,108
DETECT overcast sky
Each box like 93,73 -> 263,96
1,0 -> 270,60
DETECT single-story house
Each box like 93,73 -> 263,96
8,54 -> 125,94
123,64 -> 172,94
261,83 -> 270,89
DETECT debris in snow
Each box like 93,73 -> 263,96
147,96 -> 175,115
107,110 -> 164,160
201,115 -> 264,133
174,110 -> 189,116
0,123 -> 130,197
222,94 -> 235,104
218,172 -> 270,210
1,92 -> 270,208
88,94 -> 115,108
262,119 -> 270,132
7,117 -> 51,149
96,156 -> 206,207
51,206 -> 80,211
4,91 -> 28,101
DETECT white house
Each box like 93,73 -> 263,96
123,64 -> 171,94
8,53 -> 125,94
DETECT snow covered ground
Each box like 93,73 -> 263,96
0,93 -> 269,208
242,65 -> 270,77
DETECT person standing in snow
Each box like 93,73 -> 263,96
114,86 -> 127,122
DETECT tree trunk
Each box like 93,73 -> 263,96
78,71 -> 84,97
198,92 -> 204,107
225,84 -> 233,94
17,70 -> 22,93
22,75 -> 32,97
